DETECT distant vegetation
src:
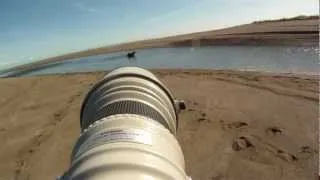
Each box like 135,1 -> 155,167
253,15 -> 319,24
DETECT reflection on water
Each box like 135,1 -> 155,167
1,46 -> 319,77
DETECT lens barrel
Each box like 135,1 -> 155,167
62,67 -> 188,180
80,67 -> 179,134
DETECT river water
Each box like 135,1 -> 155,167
2,46 -> 319,77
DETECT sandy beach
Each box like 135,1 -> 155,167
0,69 -> 318,180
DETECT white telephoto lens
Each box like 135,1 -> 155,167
61,67 -> 188,180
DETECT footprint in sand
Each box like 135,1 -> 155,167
276,149 -> 298,162
232,135 -> 298,163
266,126 -> 282,135
227,121 -> 248,129
196,111 -> 211,123
220,120 -> 248,130
297,145 -> 316,159
299,145 -> 313,153
232,136 -> 254,151
197,117 -> 206,122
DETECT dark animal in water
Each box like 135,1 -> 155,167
127,51 -> 136,58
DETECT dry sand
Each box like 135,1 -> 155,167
0,70 -> 318,180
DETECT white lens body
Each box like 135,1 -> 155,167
66,114 -> 188,180
62,67 -> 189,180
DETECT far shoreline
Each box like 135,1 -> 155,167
6,68 -> 318,79
1,16 -> 318,76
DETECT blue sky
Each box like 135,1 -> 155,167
0,0 -> 318,69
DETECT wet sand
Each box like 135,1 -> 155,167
0,69 -> 318,180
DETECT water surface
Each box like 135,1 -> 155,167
2,46 -> 319,77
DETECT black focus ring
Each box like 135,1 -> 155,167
80,73 -> 178,131
81,100 -> 170,131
